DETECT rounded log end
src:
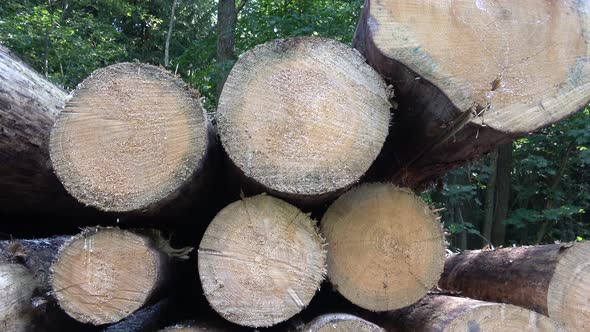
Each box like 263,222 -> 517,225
447,302 -> 564,332
51,228 -> 164,325
548,241 -> 590,331
303,313 -> 385,332
0,263 -> 37,332
321,183 -> 445,311
198,194 -> 327,328
50,63 -> 208,212
218,37 -> 391,197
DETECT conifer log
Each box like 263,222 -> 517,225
321,183 -> 445,311
385,295 -> 563,332
0,263 -> 37,332
51,228 -> 172,325
302,313 -> 385,332
0,46 -> 81,214
354,0 -> 590,189
50,63 -> 210,213
198,194 -> 327,327
439,242 -> 590,332
217,37 -> 391,204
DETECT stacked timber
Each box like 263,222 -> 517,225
439,242 -> 590,331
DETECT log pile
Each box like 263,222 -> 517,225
1,0 -> 589,330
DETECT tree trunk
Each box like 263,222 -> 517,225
164,0 -> 179,67
302,313 -> 385,332
492,143 -> 512,246
354,0 -> 590,190
0,46 -> 84,215
49,63 -> 213,213
217,37 -> 391,207
482,150 -> 498,246
439,242 -> 590,331
383,295 -> 562,332
321,183 -> 445,312
215,0 -> 238,99
198,194 -> 326,328
50,228 -> 178,325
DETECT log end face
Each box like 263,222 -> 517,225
51,228 -> 162,325
304,313 -> 385,332
548,241 -> 590,332
50,62 -> 208,212
0,264 -> 37,332
217,37 -> 391,197
321,183 -> 445,311
447,303 -> 564,332
198,194 -> 326,328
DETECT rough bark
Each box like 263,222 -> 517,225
321,183 -> 445,311
217,37 -> 391,207
355,0 -> 590,190
50,63 -> 212,213
198,194 -> 326,328
492,143 -> 512,246
302,313 -> 385,332
0,46 -> 85,214
383,295 -> 562,332
439,242 -> 590,331
50,228 -> 179,325
0,263 -> 37,332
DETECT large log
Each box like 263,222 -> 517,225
51,228 -> 180,325
50,63 -> 211,213
217,37 -> 391,205
302,313 -> 385,332
320,183 -> 445,311
383,295 -> 563,332
439,242 -> 590,332
198,194 -> 327,327
0,46 -> 82,214
354,0 -> 590,189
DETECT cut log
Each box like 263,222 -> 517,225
439,242 -> 590,332
217,37 -> 391,203
384,295 -> 563,332
0,46 -> 82,214
355,0 -> 590,189
302,313 -> 385,332
0,263 -> 37,332
102,297 -> 175,332
320,183 -> 445,311
51,228 -> 172,325
50,63 -> 210,213
198,194 -> 326,327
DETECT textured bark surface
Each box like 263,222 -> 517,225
0,263 -> 37,332
321,183 -> 444,311
51,228 -> 171,325
217,37 -> 391,205
356,0 -> 590,189
439,242 -> 590,331
198,194 -> 326,328
302,313 -> 385,332
0,46 -> 84,214
383,295 -> 562,332
50,62 -> 210,213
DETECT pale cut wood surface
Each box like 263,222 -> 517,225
51,228 -> 168,325
198,194 -> 326,328
302,313 -> 385,332
321,183 -> 445,311
50,63 -> 208,212
385,295 -> 563,332
0,263 -> 37,332
355,0 -> 590,189
439,242 -> 590,332
217,37 -> 391,199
